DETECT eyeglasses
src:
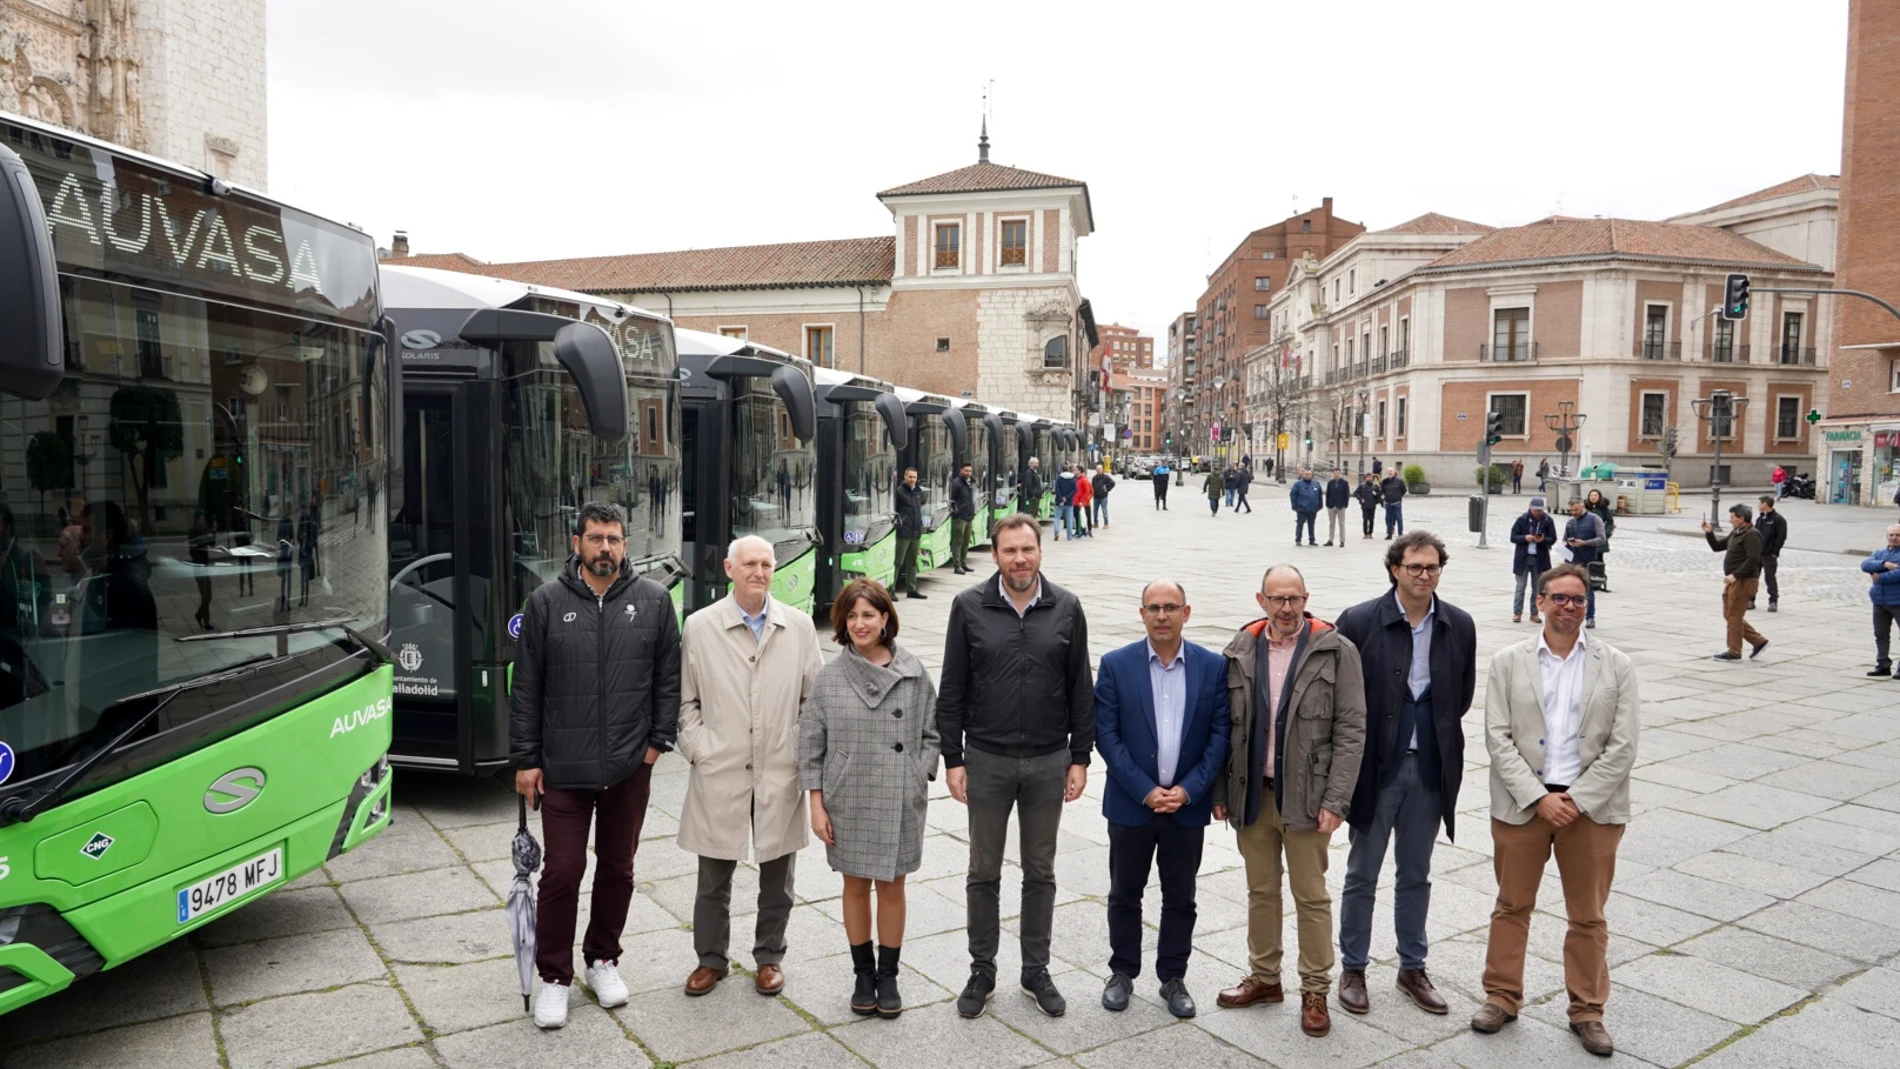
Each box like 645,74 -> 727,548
1541,593 -> 1588,607
1262,594 -> 1308,608
1142,602 -> 1185,615
581,533 -> 626,547
1400,563 -> 1442,577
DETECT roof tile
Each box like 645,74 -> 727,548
476,237 -> 896,292
1372,212 -> 1496,235
1421,217 -> 1820,272
1686,174 -> 1840,216
878,161 -> 1084,197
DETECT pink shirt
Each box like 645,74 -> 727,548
1263,626 -> 1301,770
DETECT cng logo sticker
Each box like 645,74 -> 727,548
397,643 -> 424,672
205,768 -> 267,814
81,832 -> 115,860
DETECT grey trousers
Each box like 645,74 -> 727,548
1327,507 -> 1348,542
694,851 -> 797,971
1339,752 -> 1441,972
965,747 -> 1069,979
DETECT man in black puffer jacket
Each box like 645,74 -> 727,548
512,501 -> 681,1025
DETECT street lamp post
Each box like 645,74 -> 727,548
1690,389 -> 1748,523
1356,388 -> 1369,477
1543,401 -> 1586,479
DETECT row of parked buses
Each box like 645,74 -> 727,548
0,109 -> 1085,1014
380,262 -> 1084,772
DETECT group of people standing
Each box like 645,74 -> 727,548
1044,457 -> 1115,539
509,504 -> 1640,1058
1287,465 -> 1410,544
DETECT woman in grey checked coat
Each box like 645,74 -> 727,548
798,579 -> 939,1019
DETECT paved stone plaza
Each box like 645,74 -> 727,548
4,485 -> 1897,1069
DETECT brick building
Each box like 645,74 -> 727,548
1093,322 -> 1153,372
390,128 -> 1098,427
1822,0 -> 1900,508
1182,198 -> 1363,461
0,0 -> 268,188
1261,198 -> 1835,488
1111,368 -> 1167,452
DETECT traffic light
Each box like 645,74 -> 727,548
1663,426 -> 1678,458
1721,273 -> 1751,322
1484,411 -> 1503,447
1303,434 -> 1313,451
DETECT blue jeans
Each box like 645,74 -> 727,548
1512,565 -> 1544,616
1093,499 -> 1108,525
1225,488 -> 1237,508
1339,752 -> 1441,972
1385,503 -> 1405,537
1294,511 -> 1318,543
1055,503 -> 1072,538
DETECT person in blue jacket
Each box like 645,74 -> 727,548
1289,468 -> 1323,547
1509,497 -> 1558,624
1093,579 -> 1230,1019
1863,523 -> 1900,678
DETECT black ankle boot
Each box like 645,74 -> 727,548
850,941 -> 877,1016
875,944 -> 903,1018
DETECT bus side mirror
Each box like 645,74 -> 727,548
941,406 -> 968,465
771,364 -> 816,443
874,392 -> 909,451
552,321 -> 630,440
0,144 -> 63,400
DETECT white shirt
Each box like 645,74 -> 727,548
1537,629 -> 1588,786
998,573 -> 1043,619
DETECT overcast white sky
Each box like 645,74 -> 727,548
268,0 -> 1848,350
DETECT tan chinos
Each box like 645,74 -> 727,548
1235,782 -> 1334,994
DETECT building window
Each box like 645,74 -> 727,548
136,308 -> 165,378
1263,250 -> 1277,259
1397,397 -> 1407,436
1043,335 -> 1068,369
1254,277 -> 1270,291
936,337 -> 950,352
719,325 -> 748,339
1643,305 -> 1668,359
1254,304 -> 1268,319
1379,325 -> 1389,357
1333,280 -> 1341,304
1640,392 -> 1667,438
1362,331 -> 1370,363
806,326 -> 834,368
1346,339 -> 1355,363
1000,218 -> 1027,266
1492,307 -> 1530,361
1400,317 -> 1410,352
1489,393 -> 1528,437
1775,395 -> 1801,439
1780,311 -> 1804,363
1349,269 -> 1356,295
1713,318 -> 1736,363
1302,219 -> 1311,233
934,223 -> 960,269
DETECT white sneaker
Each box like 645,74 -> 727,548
584,959 -> 629,1008
533,981 -> 571,1029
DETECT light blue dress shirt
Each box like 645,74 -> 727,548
1397,589 -> 1435,749
739,599 -> 770,643
1147,642 -> 1189,788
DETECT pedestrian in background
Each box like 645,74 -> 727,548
1095,580 -> 1230,1019
1510,497 -> 1557,624
1380,469 -> 1408,539
1536,458 -> 1550,493
1021,457 -> 1044,516
800,579 -> 939,1019
1054,464 -> 1077,541
1152,461 -> 1171,510
1583,489 -> 1615,592
1772,464 -> 1788,498
949,462 -> 977,575
1561,499 -> 1605,629
1473,563 -> 1640,1057
1324,469 -> 1351,547
1333,531 -> 1477,1022
1205,467 -> 1225,517
1073,467 -> 1095,538
1862,524 -> 1900,678
1235,464 -> 1255,513
1510,458 -> 1524,495
512,503 -> 680,1029
894,467 -> 927,600
1290,468 -> 1322,545
679,535 -> 825,998
1354,473 -> 1380,540
1704,504 -> 1768,662
1371,456 -> 1382,477
1092,467 -> 1116,527
1754,495 -> 1787,612
1224,466 -> 1240,510
1213,565 -> 1366,1039
938,514 -> 1095,1019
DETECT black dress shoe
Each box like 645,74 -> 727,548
1159,978 -> 1196,1018
1101,972 -> 1131,1012
1712,651 -> 1743,661
1868,665 -> 1894,677
905,592 -> 927,600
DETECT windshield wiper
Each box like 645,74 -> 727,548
0,655 -> 277,827
175,617 -> 357,644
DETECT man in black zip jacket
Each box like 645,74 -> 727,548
938,513 -> 1095,1020
512,502 -> 681,1028
1754,495 -> 1787,612
894,467 -> 928,599
949,462 -> 977,574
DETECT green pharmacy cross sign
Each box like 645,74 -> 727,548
1806,408 -> 1822,426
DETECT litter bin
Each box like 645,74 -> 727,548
1468,494 -> 1486,533
1612,468 -> 1669,515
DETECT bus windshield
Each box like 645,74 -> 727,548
731,378 -> 815,563
917,415 -> 954,528
965,418 -> 992,508
841,404 -> 895,549
0,276 -> 388,787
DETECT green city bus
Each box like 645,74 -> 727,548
812,368 -> 907,616
894,386 -> 965,574
380,265 -> 679,774
0,113 -> 394,1014
950,399 -> 1002,547
677,329 -> 818,613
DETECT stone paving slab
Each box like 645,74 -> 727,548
8,492 -> 1900,1067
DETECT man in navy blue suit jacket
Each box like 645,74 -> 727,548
1094,579 -> 1231,1019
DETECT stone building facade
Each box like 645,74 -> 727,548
0,0 -> 267,188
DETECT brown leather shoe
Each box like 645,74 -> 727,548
1396,968 -> 1448,1015
684,965 -> 723,996
1571,1020 -> 1614,1056
1300,991 -> 1331,1036
1336,969 -> 1370,1015
1215,975 -> 1284,1008
754,962 -> 785,995
1470,1002 -> 1516,1033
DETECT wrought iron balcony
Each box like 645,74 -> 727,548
1389,349 -> 1409,369
1639,340 -> 1682,360
1371,356 -> 1386,374
1779,345 -> 1817,366
1480,342 -> 1536,362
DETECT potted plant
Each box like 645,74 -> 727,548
1404,463 -> 1430,495
1474,463 -> 1509,493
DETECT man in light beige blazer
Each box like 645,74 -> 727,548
678,535 -> 824,998
1472,563 -> 1639,1059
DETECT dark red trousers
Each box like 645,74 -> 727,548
535,763 -> 653,984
